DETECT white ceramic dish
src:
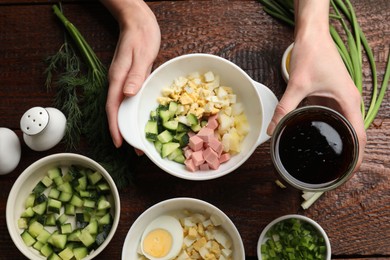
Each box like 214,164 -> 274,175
257,214 -> 331,260
6,153 -> 121,260
281,43 -> 293,83
118,53 -> 278,180
121,197 -> 245,260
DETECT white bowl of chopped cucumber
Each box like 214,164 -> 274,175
121,197 -> 245,260
257,214 -> 331,260
118,53 -> 278,180
6,153 -> 120,260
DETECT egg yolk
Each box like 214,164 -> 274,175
143,228 -> 173,258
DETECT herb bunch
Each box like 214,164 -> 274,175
46,4 -> 138,189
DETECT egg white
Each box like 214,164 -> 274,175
141,215 -> 183,260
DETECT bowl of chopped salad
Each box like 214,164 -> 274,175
118,53 -> 278,180
6,153 -> 120,260
257,214 -> 331,260
121,197 -> 245,260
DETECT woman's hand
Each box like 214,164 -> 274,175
267,0 -> 366,171
102,0 -> 161,148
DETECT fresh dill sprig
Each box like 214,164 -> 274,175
46,4 -> 139,189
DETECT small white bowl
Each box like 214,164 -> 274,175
121,197 -> 245,260
257,214 -> 331,260
6,153 -> 121,260
118,53 -> 278,180
281,43 -> 294,83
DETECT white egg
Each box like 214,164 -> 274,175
0,128 -> 21,175
141,215 -> 184,260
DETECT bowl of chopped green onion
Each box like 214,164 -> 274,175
257,214 -> 331,260
6,153 -> 120,260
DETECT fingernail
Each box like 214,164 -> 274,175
267,121 -> 276,136
124,84 -> 136,95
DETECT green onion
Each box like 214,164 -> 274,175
261,218 -> 327,260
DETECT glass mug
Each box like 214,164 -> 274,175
270,105 -> 359,192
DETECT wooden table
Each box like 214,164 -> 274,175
1,0 -> 389,259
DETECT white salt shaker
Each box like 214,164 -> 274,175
20,107 -> 66,151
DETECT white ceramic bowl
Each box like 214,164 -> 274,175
118,53 -> 278,180
257,214 -> 331,260
6,153 -> 121,260
281,43 -> 294,83
121,197 -> 245,260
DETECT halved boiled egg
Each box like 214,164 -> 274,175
141,215 -> 184,260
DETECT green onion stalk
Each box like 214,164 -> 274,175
258,0 -> 390,208
46,4 -> 139,188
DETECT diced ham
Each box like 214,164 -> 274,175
192,150 -> 205,166
219,153 -> 231,164
199,163 -> 210,171
189,135 -> 204,151
185,159 -> 198,172
197,127 -> 214,142
206,114 -> 219,130
203,147 -> 220,170
208,136 -> 223,156
184,148 -> 193,159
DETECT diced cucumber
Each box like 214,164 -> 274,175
159,109 -> 172,122
32,201 -> 47,215
177,122 -> 190,132
48,233 -> 67,249
97,196 -> 111,211
79,229 -> 95,247
187,113 -> 199,126
162,120 -> 179,131
18,218 -> 28,229
59,247 -> 74,260
98,213 -> 112,226
61,223 -> 73,234
33,182 -> 46,195
168,148 -> 184,161
150,110 -> 158,121
21,207 -> 35,218
161,142 -> 180,158
45,214 -> 57,226
59,191 -> 73,202
36,228 -> 51,243
40,243 -> 54,257
73,247 -> 88,260
65,204 -> 76,216
154,140 -> 163,154
87,171 -> 103,185
48,253 -> 62,260
70,194 -> 84,207
68,229 -> 81,242
168,101 -> 178,116
19,164 -> 114,259
41,175 -> 53,187
48,168 -> 62,179
33,241 -> 44,251
48,188 -> 60,199
191,124 -> 202,132
57,182 -> 73,193
47,198 -> 62,214
145,120 -> 158,141
173,154 -> 186,164
24,193 -> 36,208
157,130 -> 173,144
83,199 -> 96,209
75,176 -> 88,191
28,221 -> 44,237
97,182 -> 111,194
21,230 -> 36,246
174,132 -> 189,147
